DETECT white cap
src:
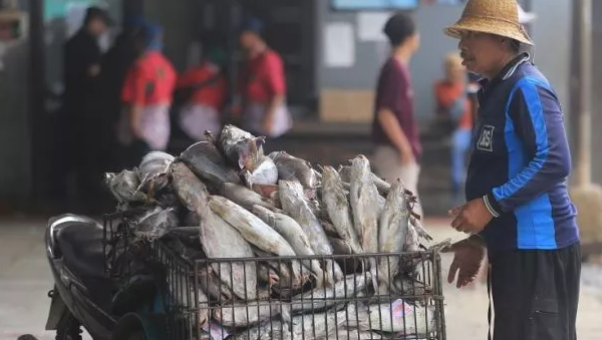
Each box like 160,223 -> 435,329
518,4 -> 537,24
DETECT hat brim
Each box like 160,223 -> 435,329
445,17 -> 533,46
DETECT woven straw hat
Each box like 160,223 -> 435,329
445,0 -> 533,45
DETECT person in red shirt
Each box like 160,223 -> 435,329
433,52 -> 475,198
118,22 -> 176,164
175,44 -> 228,141
237,17 -> 292,138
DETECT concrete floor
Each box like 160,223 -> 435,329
1,218 -> 601,340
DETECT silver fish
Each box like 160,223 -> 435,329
171,162 -> 210,215
291,273 -> 371,312
133,206 -> 178,240
219,182 -> 276,212
213,302 -> 292,328
279,180 -> 344,284
321,166 -> 363,255
377,180 -> 410,295
104,169 -> 146,203
208,196 -> 303,282
219,124 -> 265,171
253,205 -> 327,287
199,209 -> 257,301
339,165 -> 393,196
137,151 -> 174,196
349,155 -> 381,290
242,156 -> 279,188
268,151 -> 319,193
233,303 -> 356,340
353,300 -> 438,336
197,265 -> 234,303
179,141 -> 240,187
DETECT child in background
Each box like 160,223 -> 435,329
434,52 -> 474,198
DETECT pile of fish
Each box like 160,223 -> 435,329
105,125 -> 448,340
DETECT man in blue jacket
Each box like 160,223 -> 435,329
442,0 -> 580,339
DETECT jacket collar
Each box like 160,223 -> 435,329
477,52 -> 531,88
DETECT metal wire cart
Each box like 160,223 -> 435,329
104,212 -> 447,340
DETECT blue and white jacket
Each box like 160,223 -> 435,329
466,53 -> 580,254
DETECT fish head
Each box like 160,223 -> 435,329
104,172 -> 116,185
235,137 -> 264,170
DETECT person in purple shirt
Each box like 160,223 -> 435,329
372,12 -> 423,216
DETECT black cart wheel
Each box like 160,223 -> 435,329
55,313 -> 82,340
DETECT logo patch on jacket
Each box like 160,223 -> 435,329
477,125 -> 495,152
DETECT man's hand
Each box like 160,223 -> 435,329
449,197 -> 494,234
443,236 -> 486,288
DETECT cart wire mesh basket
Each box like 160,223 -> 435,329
153,239 -> 447,340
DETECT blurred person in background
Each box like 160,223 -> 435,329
174,35 -> 228,142
372,12 -> 423,216
118,22 -> 176,166
97,15 -> 147,171
62,6 -> 112,210
237,17 -> 292,140
434,52 -> 474,199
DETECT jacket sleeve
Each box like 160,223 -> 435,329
484,78 -> 572,216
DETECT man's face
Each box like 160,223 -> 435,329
458,31 -> 506,76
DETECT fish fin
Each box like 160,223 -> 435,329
410,216 -> 433,241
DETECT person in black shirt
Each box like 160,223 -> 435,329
96,16 -> 147,172
61,6 -> 112,212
